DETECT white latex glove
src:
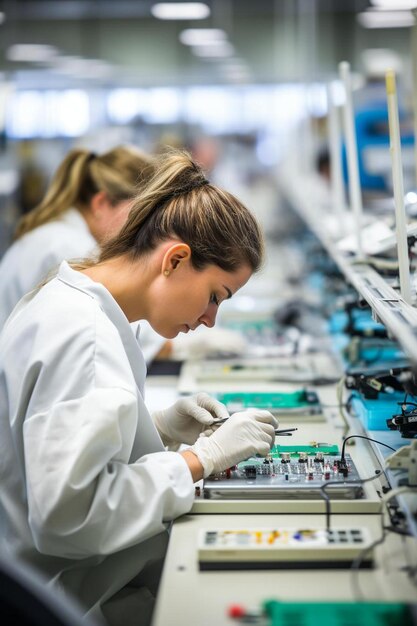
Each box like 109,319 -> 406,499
189,409 -> 278,478
171,326 -> 247,360
152,392 -> 230,446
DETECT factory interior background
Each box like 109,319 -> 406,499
0,1 -> 417,625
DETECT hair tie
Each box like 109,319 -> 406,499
171,177 -> 209,197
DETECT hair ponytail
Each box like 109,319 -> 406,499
97,149 -> 263,273
14,145 -> 154,240
15,150 -> 94,239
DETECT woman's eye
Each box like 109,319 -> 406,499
210,293 -> 219,306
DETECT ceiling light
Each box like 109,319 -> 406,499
151,3 -> 210,20
370,0 -> 417,9
357,10 -> 415,28
51,56 -> 82,70
192,43 -> 235,58
51,57 -> 113,79
0,12 -> 6,25
7,44 -> 58,62
179,28 -> 226,46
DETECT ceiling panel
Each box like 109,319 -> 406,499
0,0 -> 410,88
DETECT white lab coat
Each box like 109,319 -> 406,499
0,261 -> 194,624
0,209 -> 96,328
0,209 -> 167,368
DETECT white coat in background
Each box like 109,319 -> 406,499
0,209 -> 168,368
0,209 -> 96,328
0,261 -> 194,625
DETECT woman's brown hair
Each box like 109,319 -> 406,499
95,150 -> 264,273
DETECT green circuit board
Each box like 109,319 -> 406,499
216,390 -> 320,410
263,601 -> 414,626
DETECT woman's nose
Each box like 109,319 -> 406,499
198,304 -> 217,328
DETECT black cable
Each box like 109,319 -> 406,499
320,469 -> 384,532
341,435 -> 396,462
383,525 -> 413,537
399,392 -> 417,410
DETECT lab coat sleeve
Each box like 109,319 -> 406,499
23,387 -> 194,559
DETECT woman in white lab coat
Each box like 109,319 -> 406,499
0,150 -> 277,626
0,145 -> 154,327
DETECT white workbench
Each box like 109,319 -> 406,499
147,372 -> 416,626
152,512 -> 417,626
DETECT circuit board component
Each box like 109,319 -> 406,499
203,445 -> 363,500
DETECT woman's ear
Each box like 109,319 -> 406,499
89,191 -> 110,219
161,242 -> 191,275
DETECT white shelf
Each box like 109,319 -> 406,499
282,175 -> 417,366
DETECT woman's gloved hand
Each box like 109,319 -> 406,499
171,326 -> 247,360
152,392 -> 229,446
189,409 -> 278,478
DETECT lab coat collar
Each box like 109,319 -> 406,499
56,261 -> 147,395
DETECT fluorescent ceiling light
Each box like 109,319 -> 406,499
151,3 -> 210,20
370,0 -> 417,8
357,9 -> 415,28
0,12 -> 6,24
192,43 -> 235,58
179,28 -> 226,46
7,44 -> 58,62
51,57 -> 113,79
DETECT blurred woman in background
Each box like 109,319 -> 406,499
0,145 -> 154,327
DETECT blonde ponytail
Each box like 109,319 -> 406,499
14,146 -> 154,240
15,150 -> 93,239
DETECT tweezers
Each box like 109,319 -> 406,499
214,418 -> 297,436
